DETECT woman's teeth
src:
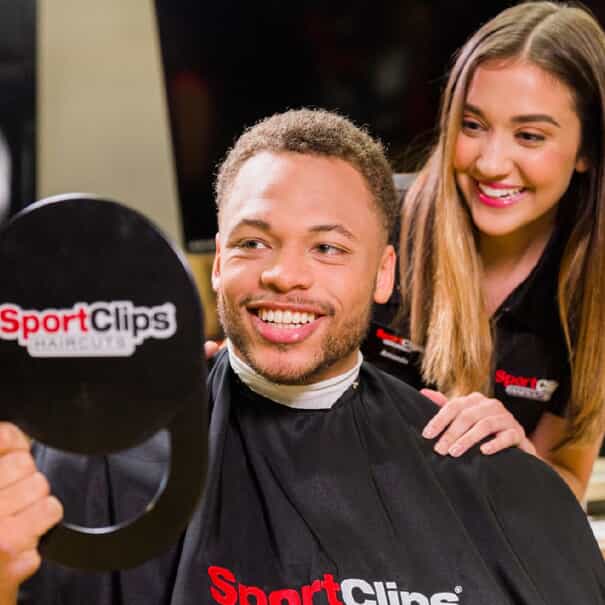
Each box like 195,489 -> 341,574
478,183 -> 524,199
258,309 -> 316,327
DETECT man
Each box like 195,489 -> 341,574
2,109 -> 605,604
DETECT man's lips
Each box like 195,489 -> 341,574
250,312 -> 324,344
246,301 -> 329,345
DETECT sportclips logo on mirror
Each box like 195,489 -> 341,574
0,301 -> 177,357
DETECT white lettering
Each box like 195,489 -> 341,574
341,579 -> 376,605
536,379 -> 558,395
379,350 -> 410,365
400,592 -> 429,605
374,582 -> 389,605
431,594 -> 460,605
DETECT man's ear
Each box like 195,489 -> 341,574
373,244 -> 396,304
211,233 -> 222,292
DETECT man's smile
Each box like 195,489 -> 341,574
258,308 -> 316,326
246,302 -> 326,344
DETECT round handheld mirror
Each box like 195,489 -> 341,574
0,194 -> 208,570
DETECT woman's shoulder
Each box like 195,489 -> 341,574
361,316 -> 427,391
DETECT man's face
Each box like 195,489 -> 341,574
212,151 -> 395,385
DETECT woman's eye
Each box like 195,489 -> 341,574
517,131 -> 545,143
461,118 -> 483,134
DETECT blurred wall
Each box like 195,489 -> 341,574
37,0 -> 182,243
36,1 -> 220,339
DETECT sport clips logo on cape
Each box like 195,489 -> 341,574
209,566 -> 462,605
0,301 -> 177,357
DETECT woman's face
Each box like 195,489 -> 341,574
454,60 -> 588,243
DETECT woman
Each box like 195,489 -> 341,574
379,1 -> 605,501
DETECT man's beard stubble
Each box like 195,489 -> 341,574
216,291 -> 373,385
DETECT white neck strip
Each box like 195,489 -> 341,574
227,341 -> 362,409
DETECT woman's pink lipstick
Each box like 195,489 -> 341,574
476,181 -> 525,208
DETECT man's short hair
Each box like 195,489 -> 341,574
214,108 -> 398,238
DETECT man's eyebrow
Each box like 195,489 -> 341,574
232,218 -> 271,232
464,103 -> 561,127
231,219 -> 357,241
309,224 -> 357,241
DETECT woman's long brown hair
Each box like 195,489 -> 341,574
399,1 -> 605,446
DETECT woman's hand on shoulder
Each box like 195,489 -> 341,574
420,389 -> 536,457
204,340 -> 221,359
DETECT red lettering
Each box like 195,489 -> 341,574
269,589 -> 301,605
321,575 -> 343,605
208,566 -> 237,605
0,308 -> 19,334
42,313 -> 60,333
301,580 -> 322,605
376,328 -> 402,345
62,313 -> 78,331
239,584 -> 268,605
495,369 -> 539,389
76,307 -> 88,332
22,314 -> 40,339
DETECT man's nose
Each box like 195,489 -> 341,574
474,134 -> 514,179
260,249 -> 313,292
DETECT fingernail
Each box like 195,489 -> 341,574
449,444 -> 462,457
481,444 -> 492,455
423,426 -> 436,439
434,441 -> 448,455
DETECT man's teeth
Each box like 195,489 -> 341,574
478,183 -> 524,199
258,309 -> 316,326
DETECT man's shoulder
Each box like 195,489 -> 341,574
359,359 -> 437,430
359,359 -> 598,533
481,446 -> 588,526
207,348 -> 231,392
482,449 -> 605,598
400,401 -> 605,602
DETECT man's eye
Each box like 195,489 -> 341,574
315,243 -> 345,255
238,239 -> 267,250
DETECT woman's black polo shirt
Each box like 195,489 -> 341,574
364,220 -> 571,437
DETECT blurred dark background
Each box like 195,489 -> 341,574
0,0 -> 36,222
154,0 -> 605,251
1,1 -> 605,249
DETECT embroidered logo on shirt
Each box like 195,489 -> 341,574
495,369 -> 559,402
372,326 -> 423,366
209,565 -> 463,604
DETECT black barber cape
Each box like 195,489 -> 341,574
23,351 -> 605,604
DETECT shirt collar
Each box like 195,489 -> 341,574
227,341 -> 363,409
494,224 -> 567,336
